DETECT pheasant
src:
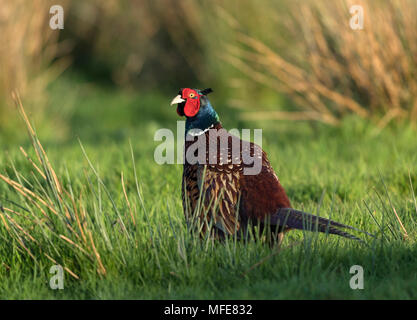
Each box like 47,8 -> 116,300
170,88 -> 365,243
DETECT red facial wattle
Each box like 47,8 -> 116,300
184,98 -> 200,117
182,88 -> 201,117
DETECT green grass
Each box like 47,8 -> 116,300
1,75 -> 417,299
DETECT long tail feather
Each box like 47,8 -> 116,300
269,208 -> 372,241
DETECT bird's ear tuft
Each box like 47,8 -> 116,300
200,88 -> 213,95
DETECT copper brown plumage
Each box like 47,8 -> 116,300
172,88 -> 366,243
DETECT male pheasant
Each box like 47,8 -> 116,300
171,88 -> 364,243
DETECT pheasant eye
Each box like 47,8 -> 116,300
189,93 -> 195,98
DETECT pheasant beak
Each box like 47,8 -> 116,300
170,95 -> 185,105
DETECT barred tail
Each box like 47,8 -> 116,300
269,208 -> 371,241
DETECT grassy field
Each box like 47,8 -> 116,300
1,75 -> 417,299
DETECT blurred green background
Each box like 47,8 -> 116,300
1,0 -> 417,144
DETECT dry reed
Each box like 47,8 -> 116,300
218,0 -> 417,126
0,92 -> 117,278
0,0 -> 70,122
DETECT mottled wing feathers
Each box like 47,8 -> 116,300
182,125 -> 245,235
182,123 -> 291,236
182,164 -> 199,223
182,164 -> 242,236
200,164 -> 241,235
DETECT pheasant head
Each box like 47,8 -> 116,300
170,88 -> 219,132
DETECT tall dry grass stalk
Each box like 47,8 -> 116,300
0,0 -> 70,121
0,92 -> 141,278
219,0 -> 417,126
